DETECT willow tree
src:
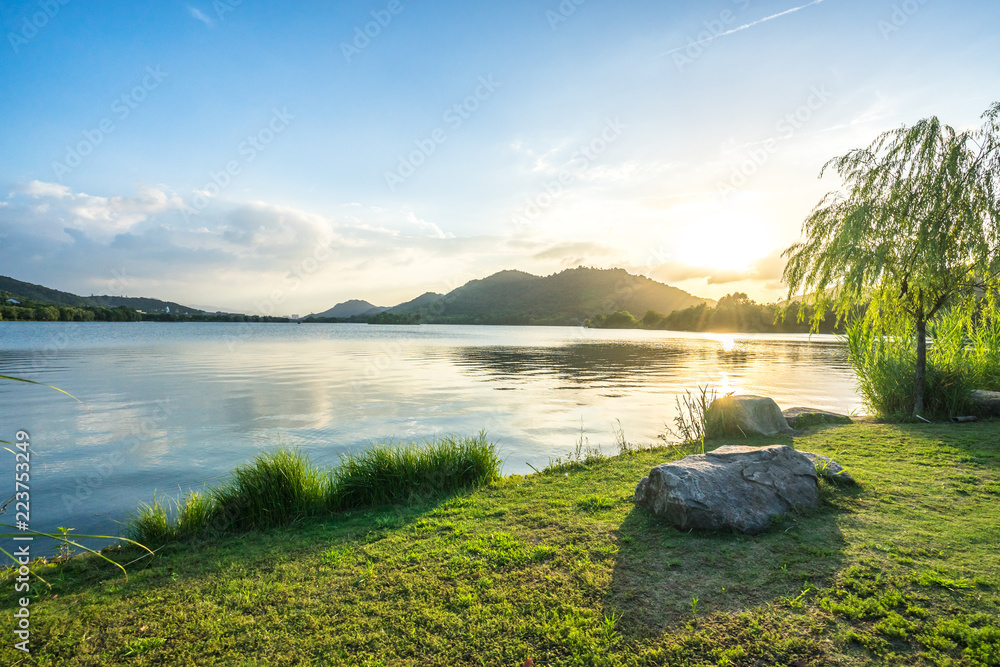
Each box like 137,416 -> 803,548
782,102 -> 1000,417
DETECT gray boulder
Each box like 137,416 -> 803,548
971,390 -> 1000,417
635,445 -> 818,535
782,407 -> 853,429
800,451 -> 855,485
705,395 -> 794,437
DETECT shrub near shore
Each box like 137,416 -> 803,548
128,433 -> 502,543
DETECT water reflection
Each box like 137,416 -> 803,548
0,323 -> 860,546
447,336 -> 851,393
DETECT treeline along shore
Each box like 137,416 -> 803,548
586,293 -> 844,334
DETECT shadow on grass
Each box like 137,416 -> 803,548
0,492 -> 463,607
604,437 -> 860,643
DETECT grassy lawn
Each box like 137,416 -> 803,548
2,422 -> 999,666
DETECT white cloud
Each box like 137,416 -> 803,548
650,248 -> 787,287
11,181 -> 183,239
187,6 -> 214,26
23,180 -> 71,198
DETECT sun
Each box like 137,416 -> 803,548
671,209 -> 776,272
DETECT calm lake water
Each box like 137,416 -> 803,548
0,322 -> 862,543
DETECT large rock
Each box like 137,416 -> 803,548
705,395 -> 794,437
634,445 -> 818,534
971,390 -> 1000,417
782,407 -> 853,429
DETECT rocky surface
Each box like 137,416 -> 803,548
782,407 -> 853,429
971,390 -> 1000,417
705,395 -> 795,437
635,444 -> 819,534
800,451 -> 855,484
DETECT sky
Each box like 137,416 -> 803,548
1,0 -> 998,316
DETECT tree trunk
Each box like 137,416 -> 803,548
913,315 -> 927,417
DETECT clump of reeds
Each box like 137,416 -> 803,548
331,432 -> 501,509
213,448 -> 328,531
845,311 -> 977,421
126,433 -> 502,544
665,385 -> 717,451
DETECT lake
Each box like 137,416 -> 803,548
0,322 -> 862,543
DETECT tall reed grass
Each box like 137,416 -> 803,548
845,297 -> 1000,420
332,432 -> 501,508
127,433 -> 501,544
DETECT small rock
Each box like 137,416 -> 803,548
635,444 -> 818,535
800,452 -> 855,485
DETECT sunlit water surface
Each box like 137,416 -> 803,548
0,322 -> 861,542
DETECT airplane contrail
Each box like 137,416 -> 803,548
659,0 -> 827,57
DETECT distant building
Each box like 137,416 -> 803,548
164,306 -> 170,314
6,298 -> 19,304
289,314 -> 300,320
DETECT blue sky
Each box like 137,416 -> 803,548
1,0 -> 998,314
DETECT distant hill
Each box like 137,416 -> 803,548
88,296 -> 203,316
0,275 -> 93,308
0,275 -> 204,315
387,267 -> 713,326
309,299 -> 387,319
389,292 -> 445,313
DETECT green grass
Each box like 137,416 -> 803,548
3,422 -> 1000,666
844,305 -> 1000,421
124,434 -> 501,543
332,432 -> 502,509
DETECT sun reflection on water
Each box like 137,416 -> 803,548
714,334 -> 737,352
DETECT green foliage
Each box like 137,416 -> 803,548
783,102 -> 1000,415
213,448 -> 328,531
5,423 -> 1000,665
589,294 -> 841,333
0,297 -> 142,322
666,385 -> 717,451
846,296 -> 1000,419
127,435 -> 502,543
332,432 -> 501,508
585,310 -> 638,329
364,311 -> 421,325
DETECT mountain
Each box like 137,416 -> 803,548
87,296 -> 204,315
0,275 -> 93,307
388,267 -> 714,325
389,292 -> 445,313
309,299 -> 387,319
0,275 -> 204,314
